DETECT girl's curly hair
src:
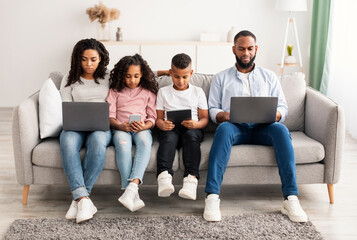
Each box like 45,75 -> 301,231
66,38 -> 109,87
109,54 -> 158,94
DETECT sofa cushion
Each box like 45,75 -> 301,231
183,131 -> 325,171
32,138 -> 179,173
39,78 -> 63,139
280,72 -> 306,131
49,72 -> 64,90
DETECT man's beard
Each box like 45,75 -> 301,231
235,54 -> 256,69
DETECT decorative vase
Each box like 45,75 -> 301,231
97,22 -> 111,41
227,26 -> 238,42
284,55 -> 297,64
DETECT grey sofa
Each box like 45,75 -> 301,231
12,71 -> 345,205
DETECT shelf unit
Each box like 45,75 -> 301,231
101,41 -> 234,74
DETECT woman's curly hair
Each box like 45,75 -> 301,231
109,54 -> 158,94
66,38 -> 109,87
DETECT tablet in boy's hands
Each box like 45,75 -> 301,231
166,109 -> 192,125
129,114 -> 141,123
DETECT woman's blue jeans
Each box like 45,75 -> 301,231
60,130 -> 111,200
112,130 -> 153,189
205,122 -> 299,197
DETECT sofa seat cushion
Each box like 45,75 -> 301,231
185,131 -> 325,171
32,138 -> 179,173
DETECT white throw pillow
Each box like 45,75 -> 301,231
39,78 -> 63,139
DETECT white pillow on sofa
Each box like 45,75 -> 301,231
39,78 -> 63,139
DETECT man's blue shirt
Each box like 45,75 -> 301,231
208,65 -> 288,124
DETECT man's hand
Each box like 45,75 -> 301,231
181,120 -> 198,129
159,120 -> 175,131
216,112 -> 230,123
118,122 -> 132,132
275,111 -> 282,122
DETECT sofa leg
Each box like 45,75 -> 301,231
23,185 -> 30,205
327,184 -> 334,204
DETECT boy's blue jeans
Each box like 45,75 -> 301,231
60,130 -> 111,201
205,122 -> 299,197
112,129 -> 152,189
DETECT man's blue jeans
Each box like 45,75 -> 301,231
112,130 -> 152,189
60,130 -> 111,201
205,122 -> 299,197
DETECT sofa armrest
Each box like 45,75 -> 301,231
305,87 -> 345,184
12,91 -> 42,185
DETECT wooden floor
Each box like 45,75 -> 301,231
1,108 -> 356,239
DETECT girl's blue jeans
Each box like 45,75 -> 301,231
112,129 -> 152,189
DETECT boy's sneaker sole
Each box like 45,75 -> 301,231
178,189 -> 196,200
158,186 -> 175,197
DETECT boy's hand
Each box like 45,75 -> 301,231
131,121 -> 146,132
161,120 -> 175,131
181,120 -> 198,129
118,122 -> 131,132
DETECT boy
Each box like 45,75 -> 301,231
155,53 -> 209,200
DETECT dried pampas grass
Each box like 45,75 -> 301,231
86,2 -> 120,28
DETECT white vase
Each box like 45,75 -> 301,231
284,55 -> 297,64
97,22 -> 111,41
227,26 -> 238,42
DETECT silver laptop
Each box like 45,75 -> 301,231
62,102 -> 110,131
230,97 -> 278,124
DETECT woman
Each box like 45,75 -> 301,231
60,38 -> 111,223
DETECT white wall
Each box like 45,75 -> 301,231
0,0 -> 312,107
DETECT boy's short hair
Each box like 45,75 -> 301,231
171,53 -> 192,69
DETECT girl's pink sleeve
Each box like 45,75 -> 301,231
106,89 -> 117,120
145,91 -> 157,126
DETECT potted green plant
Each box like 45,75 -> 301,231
284,44 -> 297,64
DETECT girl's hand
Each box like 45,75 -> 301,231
131,121 -> 146,132
181,120 -> 197,129
118,122 -> 132,132
161,120 -> 175,131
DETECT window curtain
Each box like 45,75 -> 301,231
324,0 -> 357,139
309,0 -> 331,92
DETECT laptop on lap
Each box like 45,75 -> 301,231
62,102 -> 110,131
229,97 -> 278,124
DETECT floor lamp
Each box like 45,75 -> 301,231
275,0 -> 307,74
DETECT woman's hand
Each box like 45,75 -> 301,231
181,120 -> 198,129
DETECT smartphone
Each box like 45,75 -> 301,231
129,114 -> 141,123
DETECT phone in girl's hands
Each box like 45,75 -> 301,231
129,114 -> 141,123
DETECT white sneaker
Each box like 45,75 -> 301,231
203,194 -> 221,222
65,200 -> 78,220
76,198 -> 97,223
118,182 -> 138,212
178,174 -> 198,200
281,195 -> 308,222
157,171 -> 175,197
132,191 -> 145,212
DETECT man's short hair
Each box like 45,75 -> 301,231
234,30 -> 256,44
171,53 -> 192,69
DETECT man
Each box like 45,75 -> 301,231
203,30 -> 308,223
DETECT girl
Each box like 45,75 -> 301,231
60,38 -> 111,223
106,54 -> 158,212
